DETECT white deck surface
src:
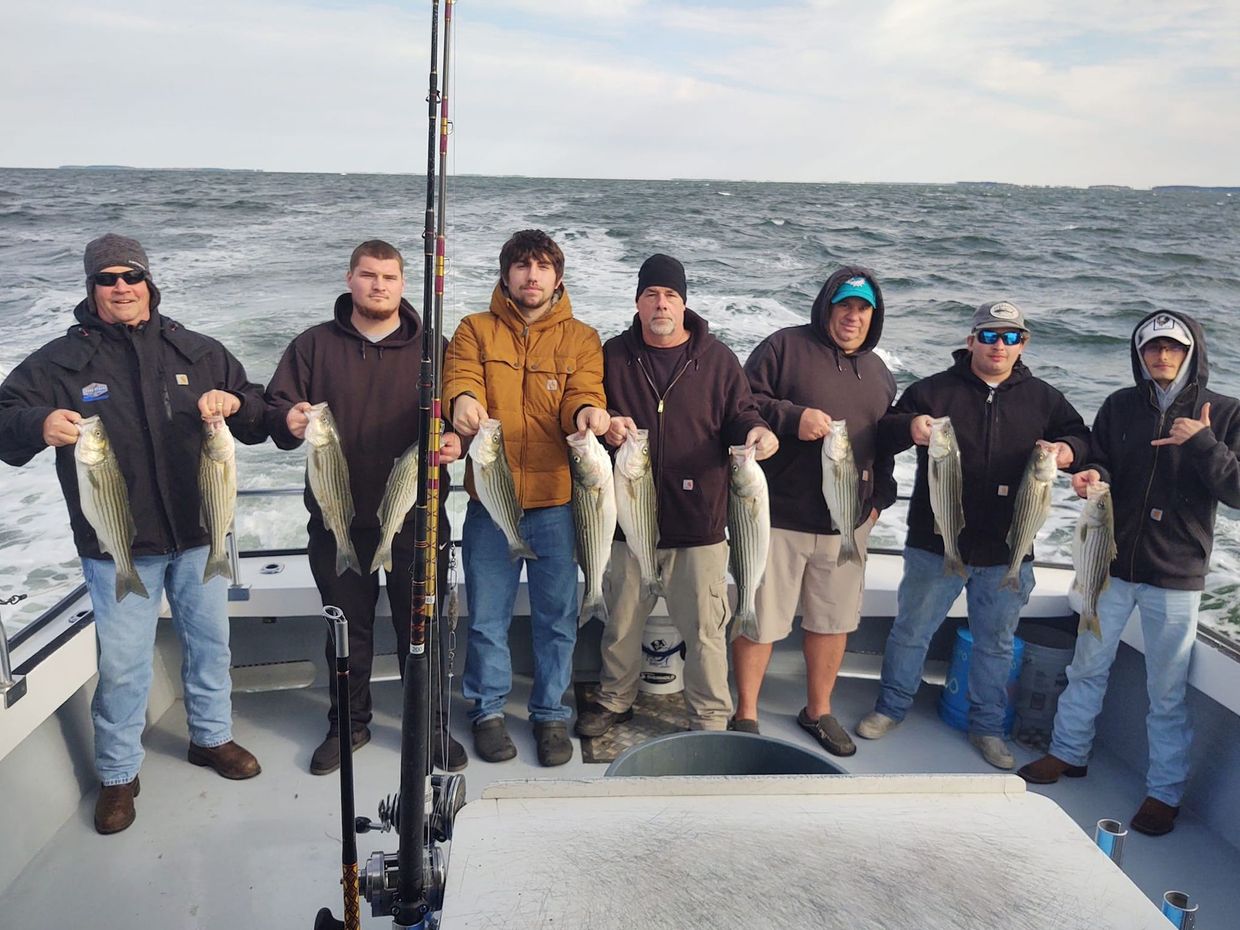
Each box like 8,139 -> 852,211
2,666 -> 1236,929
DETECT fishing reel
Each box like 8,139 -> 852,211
360,845 -> 448,920
356,775 -> 467,843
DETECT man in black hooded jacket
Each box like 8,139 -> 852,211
1019,310 -> 1240,836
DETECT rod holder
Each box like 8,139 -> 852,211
1094,818 -> 1127,866
0,596 -> 28,709
1162,890 -> 1197,929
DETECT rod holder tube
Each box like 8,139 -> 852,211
1161,891 -> 1197,929
1094,818 -> 1127,866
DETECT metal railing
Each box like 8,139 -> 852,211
1,594 -> 28,708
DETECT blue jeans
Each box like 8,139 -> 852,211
1050,578 -> 1199,806
82,546 -> 233,785
875,546 -> 1034,737
461,500 -> 578,723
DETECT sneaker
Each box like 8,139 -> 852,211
1016,753 -> 1088,785
309,725 -> 371,776
94,777 -> 140,835
1131,796 -> 1179,836
856,711 -> 900,740
472,716 -> 517,763
728,717 -> 760,734
969,733 -> 1015,771
534,721 -> 573,767
434,728 -> 468,772
573,701 -> 633,738
797,708 -> 856,757
187,740 -> 262,779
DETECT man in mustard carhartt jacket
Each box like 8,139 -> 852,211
445,229 -> 608,766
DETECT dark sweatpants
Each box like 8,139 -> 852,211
307,517 -> 454,731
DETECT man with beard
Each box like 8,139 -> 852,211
734,269 -> 897,755
445,229 -> 609,766
267,239 -> 466,775
1019,311 -> 1240,836
0,234 -> 265,834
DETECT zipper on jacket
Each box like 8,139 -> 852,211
1129,398 -> 1169,579
636,353 -> 693,514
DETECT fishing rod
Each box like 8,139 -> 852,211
313,607 -> 361,930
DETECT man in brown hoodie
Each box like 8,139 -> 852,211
445,230 -> 609,766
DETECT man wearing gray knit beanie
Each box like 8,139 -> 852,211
0,233 -> 270,834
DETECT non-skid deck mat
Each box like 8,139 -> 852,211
574,681 -> 689,763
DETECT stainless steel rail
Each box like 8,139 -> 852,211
0,594 -> 28,707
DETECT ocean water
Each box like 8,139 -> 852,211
1,168 -> 1238,643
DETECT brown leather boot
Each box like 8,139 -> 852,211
1016,753 -> 1088,785
187,740 -> 262,779
94,777 -> 140,835
1131,796 -> 1179,836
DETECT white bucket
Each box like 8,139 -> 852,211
639,617 -> 686,695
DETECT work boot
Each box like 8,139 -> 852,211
534,721 -> 573,767
856,711 -> 900,740
1016,753 -> 1088,785
573,701 -> 633,738
187,740 -> 262,779
969,733 -> 1015,771
472,716 -> 517,763
309,725 -> 371,776
797,708 -> 856,757
728,716 -> 760,734
94,777 -> 140,835
434,726 -> 468,772
1131,796 -> 1180,836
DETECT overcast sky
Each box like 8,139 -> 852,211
3,0 -> 1238,187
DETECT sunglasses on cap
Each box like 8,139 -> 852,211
92,269 -> 146,287
976,329 -> 1025,346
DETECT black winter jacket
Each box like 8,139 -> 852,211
603,309 -> 768,548
0,299 -> 267,560
880,350 -> 1090,567
745,265 -> 897,535
1085,311 -> 1240,590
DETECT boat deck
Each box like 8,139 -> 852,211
3,658 -> 1236,929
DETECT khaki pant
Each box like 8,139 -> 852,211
596,541 -> 732,730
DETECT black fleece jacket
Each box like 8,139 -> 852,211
1085,310 -> 1240,590
745,265 -> 898,534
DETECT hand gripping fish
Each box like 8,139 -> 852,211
199,416 -> 237,583
1001,443 -> 1058,592
614,428 -> 663,599
74,416 -> 149,601
305,402 -> 361,576
568,429 -> 617,626
1072,480 -> 1117,639
928,416 -> 967,577
469,418 -> 537,560
728,444 -> 770,641
820,419 -> 864,568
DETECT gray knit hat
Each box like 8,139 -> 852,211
84,233 -> 151,280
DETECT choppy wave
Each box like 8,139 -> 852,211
1,169 -> 1238,643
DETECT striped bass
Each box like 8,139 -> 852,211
469,418 -> 536,560
199,416 -> 237,583
928,416 -> 967,577
614,428 -> 662,598
1072,481 -> 1117,639
370,442 -> 419,574
74,416 -> 148,602
305,402 -> 361,576
820,419 -> 863,568
568,430 -> 617,626
727,443 -> 769,641
1001,443 -> 1058,591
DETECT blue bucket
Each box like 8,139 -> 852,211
937,626 -> 1025,735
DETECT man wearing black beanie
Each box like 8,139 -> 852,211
576,253 -> 778,737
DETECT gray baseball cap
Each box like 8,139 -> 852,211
971,300 -> 1028,333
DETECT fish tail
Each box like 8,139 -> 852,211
579,594 -> 608,628
115,569 -> 150,603
202,551 -> 233,584
943,553 -> 967,578
836,537 -> 864,568
336,539 -> 362,577
368,544 -> 392,575
510,540 -> 538,561
998,567 -> 1022,592
643,577 -> 666,601
1079,612 -> 1103,640
731,608 -> 761,643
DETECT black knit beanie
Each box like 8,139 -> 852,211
635,254 -> 687,303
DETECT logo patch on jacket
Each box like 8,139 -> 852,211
682,479 -> 694,491
175,374 -> 189,385
81,382 -> 109,403
546,378 -> 558,391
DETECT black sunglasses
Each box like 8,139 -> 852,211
92,269 -> 146,287
976,329 -> 1024,346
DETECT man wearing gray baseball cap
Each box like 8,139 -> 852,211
856,300 -> 1089,771
0,234 -> 269,833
